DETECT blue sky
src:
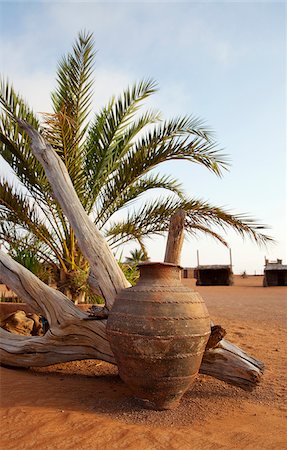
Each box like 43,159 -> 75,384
0,1 -> 286,274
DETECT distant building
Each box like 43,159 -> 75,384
263,259 -> 287,286
195,265 -> 233,286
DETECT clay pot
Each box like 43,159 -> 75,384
106,262 -> 210,410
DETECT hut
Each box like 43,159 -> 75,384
196,265 -> 233,286
263,259 -> 287,286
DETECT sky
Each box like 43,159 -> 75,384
0,0 -> 286,274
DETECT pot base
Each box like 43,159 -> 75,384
137,397 -> 181,411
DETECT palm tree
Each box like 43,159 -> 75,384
125,248 -> 148,265
0,31 -> 271,301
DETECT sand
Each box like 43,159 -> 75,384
0,276 -> 286,449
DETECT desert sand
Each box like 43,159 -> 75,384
0,276 -> 286,450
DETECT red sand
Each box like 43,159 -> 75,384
1,276 -> 286,449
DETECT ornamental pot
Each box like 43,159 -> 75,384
106,262 -> 210,410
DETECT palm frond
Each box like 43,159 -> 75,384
96,173 -> 184,226
47,31 -> 96,200
0,180 -> 67,267
83,79 -> 159,207
116,116 -> 228,185
96,116 -> 228,223
106,195 -> 273,249
183,198 -> 273,246
2,229 -> 56,267
41,110 -> 87,197
105,196 -> 180,248
51,30 -> 95,127
0,78 -> 50,198
184,223 -> 229,247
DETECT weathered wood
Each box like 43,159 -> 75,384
164,209 -> 186,265
17,120 -> 130,309
0,251 -> 114,367
201,339 -> 264,391
205,325 -> 226,350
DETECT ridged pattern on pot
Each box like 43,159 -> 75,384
106,262 -> 211,409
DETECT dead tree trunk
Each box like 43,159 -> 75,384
164,209 -> 186,264
0,251 -> 114,366
16,120 -> 129,309
0,120 -> 264,390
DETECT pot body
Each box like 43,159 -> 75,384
106,262 -> 210,409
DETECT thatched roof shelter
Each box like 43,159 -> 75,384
196,265 -> 233,286
263,259 -> 287,286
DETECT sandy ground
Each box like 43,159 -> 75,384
0,276 -> 286,450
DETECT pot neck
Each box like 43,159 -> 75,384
137,262 -> 182,284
